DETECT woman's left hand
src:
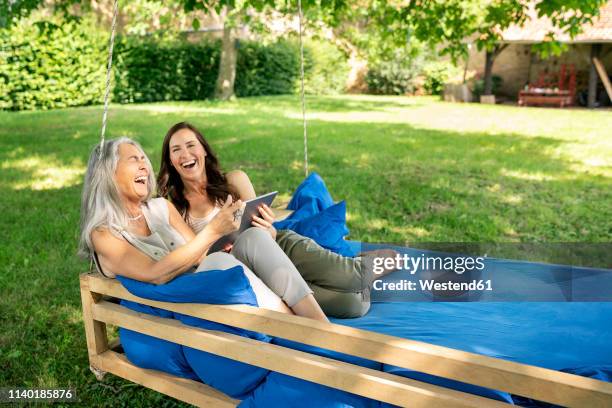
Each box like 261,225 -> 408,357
252,204 -> 277,240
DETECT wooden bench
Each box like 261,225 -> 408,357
80,272 -> 612,407
518,64 -> 576,108
518,90 -> 573,107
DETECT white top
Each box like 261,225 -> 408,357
187,205 -> 220,234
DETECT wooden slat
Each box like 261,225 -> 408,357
593,57 -> 612,101
79,274 -> 108,364
96,350 -> 238,408
85,273 -> 612,408
93,300 -> 508,408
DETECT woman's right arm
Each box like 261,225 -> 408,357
92,197 -> 243,284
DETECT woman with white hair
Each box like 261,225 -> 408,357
78,137 -> 328,321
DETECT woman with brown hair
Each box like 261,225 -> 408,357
157,122 -> 389,318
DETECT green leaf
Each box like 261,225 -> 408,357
192,18 -> 200,31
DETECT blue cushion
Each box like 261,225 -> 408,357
239,372 -> 380,408
287,172 -> 334,213
119,301 -> 198,381
117,265 -> 257,306
275,201 -> 356,257
274,172 -> 356,257
116,266 -> 271,397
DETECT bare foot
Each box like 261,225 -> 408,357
359,249 -> 400,281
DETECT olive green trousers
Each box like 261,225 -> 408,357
276,230 -> 371,318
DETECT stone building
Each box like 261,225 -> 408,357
466,1 -> 612,106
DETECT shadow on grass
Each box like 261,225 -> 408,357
1,102 -> 610,244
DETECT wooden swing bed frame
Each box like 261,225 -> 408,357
80,270 -> 612,408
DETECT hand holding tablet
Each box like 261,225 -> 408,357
208,191 -> 278,253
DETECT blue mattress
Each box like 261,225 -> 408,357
118,263 -> 612,406
334,302 -> 612,373
333,301 -> 612,404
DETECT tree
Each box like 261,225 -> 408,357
182,1 -> 245,100
4,0 -> 606,99
177,0 -> 351,100
377,0 -> 607,96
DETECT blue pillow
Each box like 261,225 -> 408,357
116,265 -> 257,306
119,301 -> 199,381
276,201 -> 355,257
116,266 -> 272,397
239,372 -> 380,408
287,172 -> 334,213
273,200 -> 320,230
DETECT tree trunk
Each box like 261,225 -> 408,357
214,21 -> 237,100
483,49 -> 495,95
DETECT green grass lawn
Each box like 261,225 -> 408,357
1,95 -> 610,406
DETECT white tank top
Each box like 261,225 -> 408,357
187,206 -> 220,234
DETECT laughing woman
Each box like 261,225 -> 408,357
79,137 -> 328,322
157,122 -> 384,318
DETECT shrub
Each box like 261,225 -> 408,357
422,61 -> 462,95
301,39 -> 349,95
1,18 -> 351,110
365,48 -> 426,95
113,37 -> 220,103
0,17 -> 107,110
235,40 -> 301,97
471,75 -> 504,99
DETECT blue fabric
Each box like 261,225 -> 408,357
286,172 -> 334,213
239,372 -> 381,408
117,266 -> 257,305
119,301 -> 198,381
116,266 -> 377,405
115,173 -> 612,406
333,302 -> 612,404
274,172 -> 356,257
116,262 -> 612,406
117,267 -> 272,398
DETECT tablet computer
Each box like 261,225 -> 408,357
208,191 -> 278,253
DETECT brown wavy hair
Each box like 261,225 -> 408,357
157,122 -> 237,218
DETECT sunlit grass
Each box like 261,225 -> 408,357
2,156 -> 85,190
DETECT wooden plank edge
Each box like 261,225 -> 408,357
93,300 -> 510,408
96,350 -> 238,407
593,57 -> 612,101
84,273 -> 612,407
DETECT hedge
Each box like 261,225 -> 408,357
0,18 -> 107,111
0,16 -> 350,110
235,40 -> 301,97
113,37 -> 220,103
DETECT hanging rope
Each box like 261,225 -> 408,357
99,0 -> 119,157
297,0 -> 308,177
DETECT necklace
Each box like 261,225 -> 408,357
128,213 -> 143,221
127,205 -> 143,221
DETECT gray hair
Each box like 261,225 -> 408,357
78,137 -> 155,258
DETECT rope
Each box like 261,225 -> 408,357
99,0 -> 119,157
297,0 -> 308,177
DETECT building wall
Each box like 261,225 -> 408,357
467,44 -> 612,100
